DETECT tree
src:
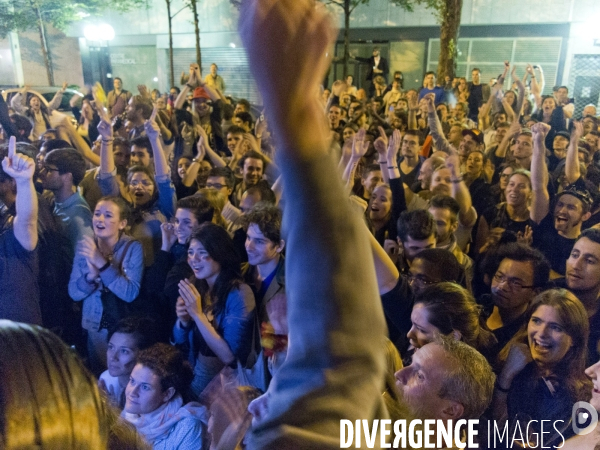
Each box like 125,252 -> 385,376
416,0 -> 463,82
0,0 -> 145,86
229,0 -> 462,82
184,0 -> 201,69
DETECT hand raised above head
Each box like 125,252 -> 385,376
239,0 -> 337,114
1,136 -> 35,181
530,121 -> 551,138
144,105 -> 160,139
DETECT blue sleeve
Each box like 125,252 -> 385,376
220,284 -> 256,360
100,240 -> 144,302
165,417 -> 205,450
68,253 -> 97,301
156,176 -> 177,220
98,171 -> 120,197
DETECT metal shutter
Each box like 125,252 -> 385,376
428,37 -> 562,95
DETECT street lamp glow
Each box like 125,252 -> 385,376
98,24 -> 115,41
84,24 -> 115,42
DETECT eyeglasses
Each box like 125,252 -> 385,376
493,272 -> 534,290
408,273 -> 438,286
130,180 -> 153,188
206,183 -> 226,190
500,173 -> 512,179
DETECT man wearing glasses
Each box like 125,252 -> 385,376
205,167 -> 241,225
483,243 -> 550,354
41,148 -> 93,253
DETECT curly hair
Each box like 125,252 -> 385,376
136,343 -> 193,395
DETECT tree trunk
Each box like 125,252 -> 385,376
343,0 -> 350,78
437,0 -> 462,83
33,3 -> 54,86
166,0 -> 174,87
191,0 -> 201,69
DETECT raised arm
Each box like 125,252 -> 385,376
528,64 -> 543,110
374,126 -> 390,183
496,120 -> 521,159
512,67 -> 526,122
342,128 -> 367,194
565,121 -> 583,185
11,85 -> 30,115
144,106 -> 170,179
240,0 -> 387,445
174,65 -> 198,110
3,136 -> 37,250
407,90 -> 418,131
425,93 -> 456,155
48,82 -> 67,111
446,153 -> 477,227
530,122 -> 551,223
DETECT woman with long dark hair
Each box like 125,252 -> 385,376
493,289 -> 591,445
173,223 -> 256,396
406,282 -> 497,360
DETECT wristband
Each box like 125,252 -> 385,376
389,166 -> 398,169
186,83 -> 195,89
495,381 -> 510,393
451,176 -> 464,183
102,138 -> 114,143
192,158 -> 200,163
378,161 -> 387,164
98,261 -> 111,272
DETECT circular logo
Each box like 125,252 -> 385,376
572,401 -> 599,435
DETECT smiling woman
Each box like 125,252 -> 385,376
172,223 -> 256,396
68,196 -> 144,375
493,289 -> 591,445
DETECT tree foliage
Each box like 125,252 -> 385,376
0,0 -> 146,39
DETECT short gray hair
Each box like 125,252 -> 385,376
434,335 -> 496,420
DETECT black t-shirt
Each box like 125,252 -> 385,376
0,229 -> 41,325
380,276 -> 413,355
482,203 -> 533,236
468,84 -> 483,120
532,213 -> 575,276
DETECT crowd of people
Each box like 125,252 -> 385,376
1,0 -> 600,447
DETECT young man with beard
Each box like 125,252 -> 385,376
125,96 -> 153,140
482,243 -> 550,353
398,130 -> 425,188
429,195 -> 474,289
41,148 -> 93,253
563,229 -> 600,364
107,77 -> 133,118
232,150 -> 266,207
395,336 -> 495,431
530,122 -> 592,276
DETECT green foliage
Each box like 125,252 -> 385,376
0,0 -> 147,38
